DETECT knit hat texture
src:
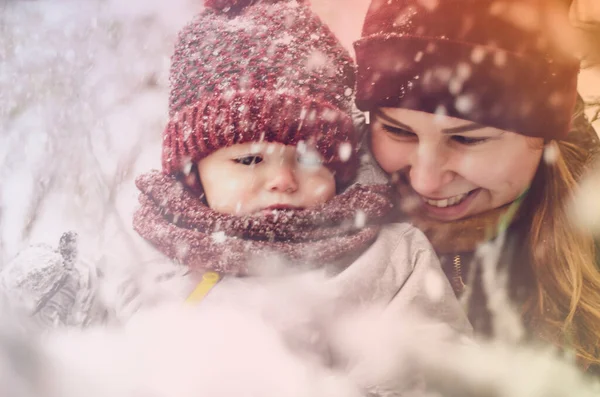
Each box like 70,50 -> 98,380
354,0 -> 580,139
163,0 -> 358,184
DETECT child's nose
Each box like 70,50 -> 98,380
266,165 -> 299,193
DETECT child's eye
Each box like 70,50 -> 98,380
381,124 -> 417,140
297,151 -> 324,167
451,135 -> 490,146
234,155 -> 263,166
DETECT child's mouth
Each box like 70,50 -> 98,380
263,204 -> 302,210
260,204 -> 304,214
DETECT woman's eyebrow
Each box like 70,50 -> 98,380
375,109 -> 487,134
441,123 -> 484,134
373,110 -> 414,131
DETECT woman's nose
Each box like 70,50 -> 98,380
408,145 -> 455,197
265,164 -> 299,193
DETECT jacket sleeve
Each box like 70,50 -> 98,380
376,225 -> 474,397
384,225 -> 472,337
0,232 -> 104,329
327,224 -> 473,397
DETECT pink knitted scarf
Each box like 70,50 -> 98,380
133,171 -> 394,275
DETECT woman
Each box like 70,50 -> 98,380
353,0 -> 600,370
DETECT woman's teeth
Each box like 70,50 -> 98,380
423,192 -> 469,208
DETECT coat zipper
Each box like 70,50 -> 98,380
453,254 -> 466,295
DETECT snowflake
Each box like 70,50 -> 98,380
211,231 -> 227,244
338,142 -> 352,162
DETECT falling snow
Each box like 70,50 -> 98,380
338,142 -> 353,162
1,0 -> 600,396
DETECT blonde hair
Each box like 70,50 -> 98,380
522,109 -> 600,368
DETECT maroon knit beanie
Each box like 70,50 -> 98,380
354,0 -> 580,139
163,0 -> 358,185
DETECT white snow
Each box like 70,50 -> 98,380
0,0 -> 200,266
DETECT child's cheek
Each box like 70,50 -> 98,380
235,192 -> 254,214
229,182 -> 258,215
304,171 -> 336,207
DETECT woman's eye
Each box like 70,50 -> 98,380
235,155 -> 263,165
381,124 -> 417,139
451,135 -> 489,145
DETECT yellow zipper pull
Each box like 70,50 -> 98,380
186,271 -> 221,303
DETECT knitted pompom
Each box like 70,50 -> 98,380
204,0 -> 305,15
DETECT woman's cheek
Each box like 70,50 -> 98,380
371,135 -> 412,175
454,152 -> 491,186
455,145 -> 541,196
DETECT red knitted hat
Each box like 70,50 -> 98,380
163,0 -> 358,184
354,0 -> 580,139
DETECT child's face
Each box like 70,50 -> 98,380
197,142 -> 336,215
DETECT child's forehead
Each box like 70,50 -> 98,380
218,141 -> 315,155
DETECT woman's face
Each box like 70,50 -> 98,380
370,108 -> 544,222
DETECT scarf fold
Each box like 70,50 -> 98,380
133,171 -> 394,275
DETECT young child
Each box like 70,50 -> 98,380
1,0 -> 469,338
